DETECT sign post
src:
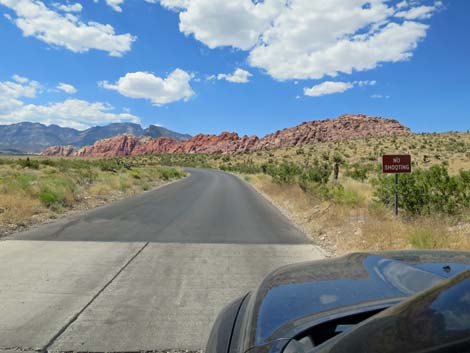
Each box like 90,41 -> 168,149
382,155 -> 411,216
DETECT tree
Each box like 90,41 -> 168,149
332,153 -> 344,181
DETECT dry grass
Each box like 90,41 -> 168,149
0,194 -> 43,225
246,173 -> 470,256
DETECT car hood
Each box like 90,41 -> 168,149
240,251 -> 470,351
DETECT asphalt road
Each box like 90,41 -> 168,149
13,168 -> 309,243
0,169 -> 323,352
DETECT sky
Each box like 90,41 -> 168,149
0,0 -> 468,137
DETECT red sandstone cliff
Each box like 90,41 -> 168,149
42,114 -> 411,157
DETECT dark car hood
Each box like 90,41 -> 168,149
313,270 -> 470,353
240,251 -> 470,351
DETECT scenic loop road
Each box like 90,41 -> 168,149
0,169 -> 323,352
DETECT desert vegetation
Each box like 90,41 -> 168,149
129,132 -> 470,255
2,132 -> 468,253
0,156 -> 185,237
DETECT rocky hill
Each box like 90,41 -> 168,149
0,122 -> 190,153
42,114 -> 411,157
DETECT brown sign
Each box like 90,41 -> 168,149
382,155 -> 411,173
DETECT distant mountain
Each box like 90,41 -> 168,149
0,122 -> 191,153
145,125 -> 191,141
43,114 -> 411,157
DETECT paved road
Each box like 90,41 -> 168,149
0,169 -> 323,352
14,168 -> 308,243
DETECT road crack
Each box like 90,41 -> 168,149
41,242 -> 150,353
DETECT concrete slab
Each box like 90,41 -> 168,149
50,243 -> 322,352
0,240 -> 145,351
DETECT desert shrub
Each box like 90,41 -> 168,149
330,185 -> 362,206
39,188 -> 61,207
17,157 -> 40,169
37,175 -> 77,209
96,159 -> 118,172
100,158 -> 133,172
298,179 -> 330,199
346,163 -> 368,181
73,167 -> 97,184
374,164 -> 470,215
40,159 -> 57,167
16,174 -> 38,191
159,168 -> 184,181
230,161 -> 261,174
130,170 -> 141,179
271,162 -> 301,184
300,161 -> 331,184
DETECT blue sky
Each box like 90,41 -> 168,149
0,0 -> 468,137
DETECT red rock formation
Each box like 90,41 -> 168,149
42,114 -> 411,157
42,145 -> 76,157
253,114 -> 409,151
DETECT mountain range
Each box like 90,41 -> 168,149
0,122 -> 191,153
42,114 -> 411,157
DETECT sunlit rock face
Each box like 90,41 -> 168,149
42,114 -> 411,157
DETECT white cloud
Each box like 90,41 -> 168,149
304,79 -> 376,97
396,1 -> 408,10
395,2 -> 442,20
0,75 -> 40,99
158,0 -> 189,10
52,2 -> 82,12
176,0 -> 282,51
0,76 -> 40,111
355,80 -> 376,87
57,82 -> 77,94
12,74 -> 29,84
100,0 -> 180,12
249,16 -> 428,80
216,68 -> 252,83
0,0 -> 135,56
159,0 -> 439,81
0,76 -> 139,129
99,69 -> 195,106
371,94 -> 390,99
304,81 -> 354,97
105,0 -> 124,12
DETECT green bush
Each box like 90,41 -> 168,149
375,165 -> 470,215
330,185 -> 361,206
346,163 -> 368,181
159,168 -> 184,181
130,170 -> 141,179
39,189 -> 61,207
271,162 -> 301,184
16,174 -> 38,191
17,157 -> 40,169
300,161 -> 331,184
40,159 -> 57,167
